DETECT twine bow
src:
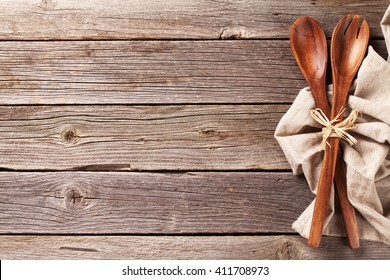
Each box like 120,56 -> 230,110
310,108 -> 360,150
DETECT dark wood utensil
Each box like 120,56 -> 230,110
308,15 -> 369,248
290,17 -> 360,249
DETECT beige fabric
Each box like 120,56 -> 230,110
274,6 -> 390,245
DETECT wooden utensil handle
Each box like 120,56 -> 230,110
308,137 -> 340,248
334,151 -> 360,249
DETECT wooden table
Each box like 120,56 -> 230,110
0,0 -> 389,259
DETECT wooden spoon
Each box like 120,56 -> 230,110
290,17 -> 329,114
308,15 -> 369,248
290,17 -> 360,249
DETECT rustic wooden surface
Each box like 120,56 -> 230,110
0,105 -> 288,170
0,41 -> 386,105
0,0 -> 389,259
0,0 -> 387,40
1,235 -> 389,260
0,172 -> 313,233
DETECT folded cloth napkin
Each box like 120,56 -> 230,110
275,5 -> 390,245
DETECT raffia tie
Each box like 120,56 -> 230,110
310,108 -> 360,151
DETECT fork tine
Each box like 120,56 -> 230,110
357,19 -> 369,40
346,15 -> 360,35
343,15 -> 354,35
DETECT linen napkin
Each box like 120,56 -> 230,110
274,5 -> 390,245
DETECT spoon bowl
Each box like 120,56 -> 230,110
290,17 -> 329,115
290,17 -> 327,78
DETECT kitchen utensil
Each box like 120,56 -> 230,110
290,16 -> 360,249
308,15 -> 369,248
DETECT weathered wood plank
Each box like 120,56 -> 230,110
0,105 -> 290,170
0,40 -> 387,105
1,235 -> 389,259
0,0 -> 387,40
0,172 -> 313,233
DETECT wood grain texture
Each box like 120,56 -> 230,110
1,235 -> 389,259
0,40 -> 387,105
0,0 -> 387,261
0,0 -> 387,40
0,105 -> 290,170
0,172 -> 313,234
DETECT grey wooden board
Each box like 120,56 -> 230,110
0,172 -> 313,234
0,40 -> 386,105
1,0 -> 388,261
1,235 -> 389,259
0,105 -> 290,170
0,0 -> 387,40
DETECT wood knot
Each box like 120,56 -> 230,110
39,0 -> 57,11
199,129 -> 227,139
200,129 -> 216,135
64,188 -> 85,208
219,27 -> 248,39
275,241 -> 304,260
61,129 -> 79,144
